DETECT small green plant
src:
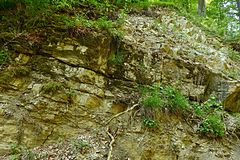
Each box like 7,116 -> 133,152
63,14 -> 115,30
71,139 -> 89,150
192,96 -> 225,137
70,139 -> 90,154
41,81 -> 63,94
228,49 -> 240,63
0,49 -> 9,65
140,85 -> 163,108
140,84 -> 189,112
51,0 -> 79,10
227,68 -> 240,79
143,118 -> 157,128
192,102 -> 204,116
10,155 -> 19,160
198,113 -> 225,137
65,89 -> 75,97
108,52 -> 125,65
95,17 -> 114,30
162,86 -> 189,111
10,143 -> 20,155
139,84 -> 190,130
142,90 -> 164,107
142,94 -> 163,108
65,89 -> 76,103
204,96 -> 222,109
193,96 -> 222,116
21,148 -> 35,160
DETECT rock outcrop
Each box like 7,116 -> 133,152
224,85 -> 240,112
0,6 -> 240,160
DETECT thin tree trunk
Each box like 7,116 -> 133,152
237,0 -> 240,22
198,0 -> 206,16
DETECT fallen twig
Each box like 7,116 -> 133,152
105,103 -> 139,125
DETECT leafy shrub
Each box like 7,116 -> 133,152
142,94 -> 163,108
162,86 -> 189,111
193,96 -> 225,137
204,96 -> 222,109
140,85 -> 163,108
112,0 -> 148,6
140,84 -> 189,112
198,113 -> 225,137
24,0 -> 50,14
193,96 -> 222,116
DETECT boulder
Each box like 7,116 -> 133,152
224,85 -> 240,112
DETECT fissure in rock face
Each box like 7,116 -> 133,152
0,6 -> 240,160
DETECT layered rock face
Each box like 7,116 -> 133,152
117,9 -> 240,102
0,7 -> 240,160
224,85 -> 240,112
0,33 -> 115,154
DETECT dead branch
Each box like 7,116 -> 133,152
105,103 -> 139,125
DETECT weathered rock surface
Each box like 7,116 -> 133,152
224,85 -> 240,112
115,9 -> 240,102
0,6 -> 240,160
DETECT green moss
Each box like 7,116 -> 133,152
41,81 -> 64,94
228,49 -> 240,63
13,66 -> 31,77
108,52 -> 125,66
0,71 -> 13,84
65,89 -> 76,104
0,49 -> 9,65
0,66 -> 30,84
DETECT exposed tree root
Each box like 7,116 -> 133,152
105,104 -> 139,159
106,127 -> 115,160
105,103 -> 139,125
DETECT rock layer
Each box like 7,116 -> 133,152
224,85 -> 240,112
0,6 -> 240,160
